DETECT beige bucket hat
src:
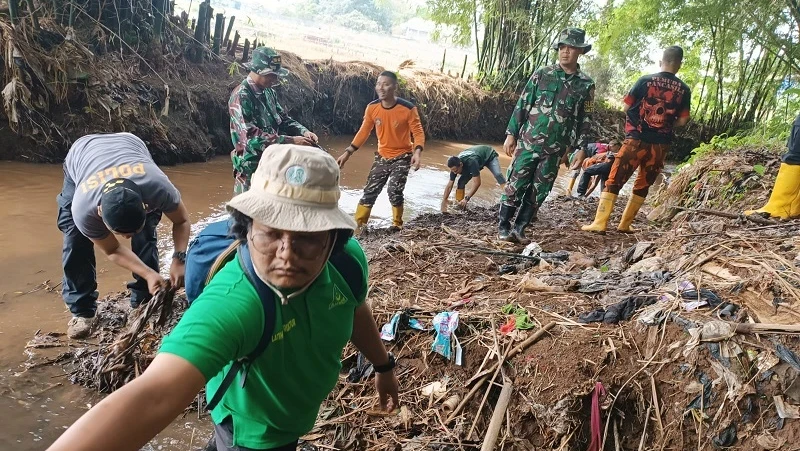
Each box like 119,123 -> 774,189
227,144 -> 357,232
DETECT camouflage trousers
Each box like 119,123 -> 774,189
501,147 -> 561,211
605,139 -> 668,197
232,153 -> 256,194
359,153 -> 412,207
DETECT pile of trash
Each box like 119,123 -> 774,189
26,152 -> 800,449
300,198 -> 800,450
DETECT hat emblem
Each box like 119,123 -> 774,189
285,165 -> 308,186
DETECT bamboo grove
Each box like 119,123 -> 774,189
428,0 -> 800,138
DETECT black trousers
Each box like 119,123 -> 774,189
57,167 -> 161,316
577,162 -> 613,196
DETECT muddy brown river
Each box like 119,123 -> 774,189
0,136 -> 619,449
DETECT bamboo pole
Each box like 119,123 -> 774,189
440,48 -> 447,72
480,378 -> 513,451
8,0 -> 20,24
461,54 -> 468,78
242,38 -> 250,62
203,3 -> 213,44
212,13 -> 224,54
24,0 -> 40,29
223,15 -> 235,47
153,0 -> 165,41
192,1 -> 207,62
228,31 -> 240,56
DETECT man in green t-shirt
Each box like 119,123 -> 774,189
47,145 -> 400,451
441,145 -> 506,212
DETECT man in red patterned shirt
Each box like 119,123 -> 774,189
583,46 -> 691,233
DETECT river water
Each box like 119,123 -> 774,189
0,136 -> 615,450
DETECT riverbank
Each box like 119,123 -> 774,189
16,141 -> 800,450
0,19 -> 701,165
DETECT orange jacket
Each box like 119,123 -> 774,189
351,98 -> 426,159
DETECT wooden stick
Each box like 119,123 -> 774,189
637,402 -> 652,451
671,206 -> 777,225
734,323 -> 800,334
439,244 -> 542,261
479,377 -> 513,451
650,375 -> 664,440
447,322 -> 555,423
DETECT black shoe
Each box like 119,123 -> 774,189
498,204 -> 517,241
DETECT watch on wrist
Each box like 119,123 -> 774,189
172,250 -> 187,264
464,195 -> 471,201
373,352 -> 396,373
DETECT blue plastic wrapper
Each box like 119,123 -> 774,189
432,312 -> 462,364
380,311 -> 425,341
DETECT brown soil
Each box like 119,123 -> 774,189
28,190 -> 800,450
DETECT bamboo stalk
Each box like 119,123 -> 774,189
228,31 -> 240,56
242,38 -> 250,62
479,377 -> 513,451
212,13 -> 224,55
224,15 -> 235,47
24,0 -> 40,29
9,0 -> 20,24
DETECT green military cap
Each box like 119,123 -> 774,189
552,27 -> 592,53
246,47 -> 290,77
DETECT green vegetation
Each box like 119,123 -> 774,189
426,0 -> 799,139
282,0 -> 418,33
426,0 -> 592,90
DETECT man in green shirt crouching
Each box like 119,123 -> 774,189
47,145 -> 400,451
441,145 -> 506,212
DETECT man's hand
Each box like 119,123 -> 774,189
337,149 -> 352,169
411,148 -> 422,171
376,371 -> 400,412
290,135 -> 315,146
440,199 -> 449,213
146,271 -> 167,295
503,135 -> 516,157
169,260 -> 185,289
457,199 -> 468,208
303,131 -> 319,143
560,151 -> 571,168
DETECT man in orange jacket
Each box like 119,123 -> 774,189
337,71 -> 426,230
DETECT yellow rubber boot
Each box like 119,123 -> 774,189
354,204 -> 372,228
617,195 -> 646,233
566,177 -> 576,196
581,192 -> 618,233
455,189 -> 465,202
391,206 -> 404,230
745,163 -> 800,219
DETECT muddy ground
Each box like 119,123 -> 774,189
27,143 -> 800,449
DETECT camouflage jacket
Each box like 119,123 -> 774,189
228,77 -> 310,179
506,64 -> 595,156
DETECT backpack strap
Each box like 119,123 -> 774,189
205,240 -> 241,286
205,243 -> 277,412
329,248 -> 366,301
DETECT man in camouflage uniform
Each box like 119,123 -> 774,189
229,47 -> 318,193
498,28 -> 595,242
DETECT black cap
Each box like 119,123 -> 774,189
99,178 -> 146,234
